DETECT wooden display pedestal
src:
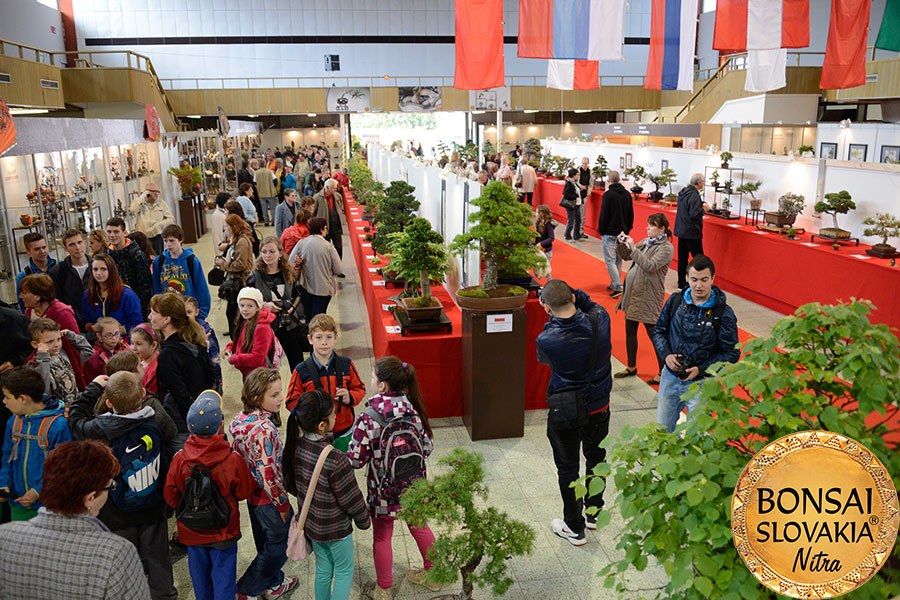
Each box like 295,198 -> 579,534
178,196 -> 199,244
461,308 -> 526,441
756,224 -> 806,236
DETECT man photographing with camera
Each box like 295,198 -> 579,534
131,183 -> 175,256
652,254 -> 740,433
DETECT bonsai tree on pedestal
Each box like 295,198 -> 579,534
371,180 -> 420,255
625,165 -> 647,194
592,154 -> 609,188
797,144 -> 815,157
167,165 -> 201,199
400,448 -> 536,600
552,155 -> 574,179
814,190 -> 856,240
719,151 -> 733,168
451,181 -> 543,298
863,212 -> 900,258
523,137 -> 542,161
736,180 -> 763,210
387,217 -> 450,312
765,192 -> 805,227
481,139 -> 497,160
647,167 -> 677,200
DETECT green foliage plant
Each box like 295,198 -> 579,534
371,181 -> 420,255
736,180 -> 762,200
592,154 -> 609,184
797,145 -> 814,156
720,151 -> 734,165
814,190 -> 856,232
386,217 -> 450,302
648,168 -> 677,195
450,181 -> 543,292
523,137 -> 542,159
167,165 -> 202,197
482,139 -> 497,159
552,155 -> 574,178
786,227 -> 798,239
863,213 -> 900,247
577,300 -> 900,599
777,192 -> 805,217
401,448 -> 536,600
625,165 -> 648,185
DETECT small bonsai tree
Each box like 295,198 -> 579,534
814,190 -> 856,235
736,180 -> 762,209
386,217 -> 450,306
592,154 -> 609,186
450,181 -> 543,293
647,168 -> 677,197
371,180 -> 420,255
523,137 -> 542,160
710,169 -> 720,187
625,165 -> 647,193
167,165 -> 201,198
720,151 -> 733,166
797,144 -> 814,157
552,155 -> 573,178
481,139 -> 496,160
777,192 -> 805,217
863,212 -> 900,248
400,448 -> 536,600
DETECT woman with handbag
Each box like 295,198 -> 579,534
246,236 -> 308,370
283,390 -> 370,600
215,214 -> 254,338
560,167 -> 582,242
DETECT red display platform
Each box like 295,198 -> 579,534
343,191 -> 551,418
534,177 -> 900,333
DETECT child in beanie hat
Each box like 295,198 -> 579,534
164,389 -> 255,600
224,287 -> 278,380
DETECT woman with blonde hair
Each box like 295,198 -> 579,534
88,229 -> 108,256
215,214 -> 255,336
497,154 -> 513,186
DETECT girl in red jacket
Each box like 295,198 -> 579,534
130,323 -> 159,394
224,287 -> 276,380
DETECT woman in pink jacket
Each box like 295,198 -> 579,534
223,287 -> 277,380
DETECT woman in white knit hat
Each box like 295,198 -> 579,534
223,287 -> 279,381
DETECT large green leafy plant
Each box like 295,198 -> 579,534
579,300 -> 900,599
387,217 -> 449,304
371,180 -> 419,255
401,448 -> 536,600
167,165 -> 201,197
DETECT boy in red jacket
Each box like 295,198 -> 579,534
164,390 -> 255,600
285,314 -> 365,452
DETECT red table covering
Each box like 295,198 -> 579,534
343,191 -> 551,418
534,177 -> 900,333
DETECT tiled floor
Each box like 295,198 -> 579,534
173,218 -> 784,599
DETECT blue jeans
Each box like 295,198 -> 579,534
300,286 -> 332,321
602,235 -> 623,291
656,367 -> 705,433
563,205 -> 581,240
261,196 -> 277,225
311,534 -> 355,600
238,503 -> 293,596
187,543 -> 238,600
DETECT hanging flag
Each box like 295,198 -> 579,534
745,49 -> 787,92
875,0 -> 900,52
713,0 -> 809,51
518,0 -> 626,61
454,0 -> 505,90
547,59 -> 599,90
0,97 -> 16,157
645,0 -> 700,91
820,0 -> 871,89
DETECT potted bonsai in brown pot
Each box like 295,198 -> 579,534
737,179 -> 763,210
450,181 -> 542,310
814,190 -> 856,240
646,167 -> 676,201
386,217 -> 450,321
765,192 -> 805,227
720,151 -> 733,168
863,212 -> 900,258
592,154 -> 609,190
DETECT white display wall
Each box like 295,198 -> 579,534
366,144 -> 482,293
815,123 -> 900,165
544,139 -> 900,246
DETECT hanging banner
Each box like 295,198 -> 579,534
875,0 -> 900,51
398,87 -> 442,112
0,97 -> 16,156
468,87 -> 511,110
325,87 -> 372,113
518,0 -> 626,61
454,0 -> 505,90
217,106 -> 230,137
143,104 -> 161,141
645,0 -> 700,91
820,0 -> 871,89
547,60 -> 599,90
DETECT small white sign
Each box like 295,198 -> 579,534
382,304 -> 394,311
365,255 -> 375,260
356,226 -> 366,231
368,267 -> 378,272
363,243 -> 372,248
851,254 -> 872,260
373,280 -> 386,286
486,314 -> 513,333
801,242 -> 819,247
728,224 -> 742,228
359,234 -> 366,238
385,325 -> 401,334
752,231 -> 768,235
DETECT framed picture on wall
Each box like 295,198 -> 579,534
848,144 -> 867,162
880,145 -> 900,164
619,156 -> 625,168
625,153 -> 633,169
661,159 -> 669,170
820,142 -> 837,159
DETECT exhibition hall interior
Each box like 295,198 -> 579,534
0,0 -> 899,599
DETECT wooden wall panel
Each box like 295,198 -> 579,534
441,86 -> 469,111
61,68 -> 134,103
167,88 -> 326,116
510,86 -> 662,110
0,56 -> 65,108
369,87 -> 398,112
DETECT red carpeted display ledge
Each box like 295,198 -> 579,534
534,177 -> 900,332
343,191 -> 551,418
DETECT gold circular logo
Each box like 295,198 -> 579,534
732,431 -> 899,598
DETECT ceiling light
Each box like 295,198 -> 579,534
186,115 -> 201,119
471,110 -> 485,115
9,108 -> 49,115
247,114 -> 258,118
565,122 -> 571,126
307,113 -> 317,117
573,109 -> 590,113
524,109 -> 538,114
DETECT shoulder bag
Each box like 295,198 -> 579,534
287,444 -> 333,561
546,312 -> 599,429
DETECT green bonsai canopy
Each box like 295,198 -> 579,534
592,154 -> 609,184
863,213 -> 900,246
386,217 -> 450,302
814,190 -> 856,232
736,180 -> 762,199
777,192 -> 806,217
720,151 -> 734,165
167,165 -> 201,197
371,180 -> 420,255
647,168 -> 677,194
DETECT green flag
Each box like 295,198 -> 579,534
876,0 -> 900,51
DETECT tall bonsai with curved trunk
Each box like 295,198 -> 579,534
387,217 -> 449,302
450,181 -> 543,292
814,190 -> 856,233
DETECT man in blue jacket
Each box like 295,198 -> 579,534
151,224 -> 211,319
15,233 -> 57,312
536,279 -> 612,547
652,255 -> 740,433
673,173 -> 708,289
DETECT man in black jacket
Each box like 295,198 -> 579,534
673,173 -> 708,289
50,229 -> 91,331
596,171 -> 634,298
536,279 -> 612,546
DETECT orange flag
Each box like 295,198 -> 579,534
0,97 -> 16,156
454,0 -> 505,90
820,0 -> 871,89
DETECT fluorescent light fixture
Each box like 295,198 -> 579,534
307,113 -> 317,117
247,114 -> 258,118
185,115 -> 202,118
471,110 -> 485,114
9,108 -> 49,115
573,109 -> 590,113
524,109 -> 538,114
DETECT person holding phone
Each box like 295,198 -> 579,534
130,183 -> 175,257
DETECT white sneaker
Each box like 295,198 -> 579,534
551,518 -> 587,546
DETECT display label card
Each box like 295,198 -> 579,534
356,226 -> 366,231
373,280 -> 386,286
752,231 -> 768,235
385,326 -> 401,334
851,254 -> 872,260
382,304 -> 394,311
368,267 -> 378,272
728,224 -> 742,228
363,243 -> 372,247
486,314 -> 513,333
801,242 -> 819,247
365,255 -> 375,260
359,234 -> 366,238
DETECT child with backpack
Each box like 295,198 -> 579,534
164,390 -> 255,600
0,366 -> 73,521
184,296 -> 222,393
130,323 -> 160,395
66,370 -> 176,600
285,314 -> 365,453
83,316 -> 131,381
151,223 -> 212,319
229,367 -> 298,600
346,357 -> 437,600
283,391 -> 370,600
223,287 -> 280,380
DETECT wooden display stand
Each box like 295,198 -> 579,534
811,233 -> 860,246
461,308 -> 526,441
756,224 -> 806,236
392,308 -> 453,336
178,197 -> 199,244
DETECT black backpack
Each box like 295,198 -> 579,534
175,464 -> 231,531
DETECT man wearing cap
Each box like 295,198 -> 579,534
131,183 -> 176,256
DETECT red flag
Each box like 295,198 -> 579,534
518,0 -> 554,58
820,0 -> 871,89
0,97 -> 16,157
454,0 -> 505,90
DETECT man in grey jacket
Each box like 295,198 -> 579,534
673,173 -> 708,289
274,188 -> 298,239
289,217 -> 343,320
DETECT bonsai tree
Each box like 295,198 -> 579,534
736,180 -> 762,210
167,165 -> 201,198
436,141 -> 451,163
481,139 -> 496,160
451,181 -> 543,294
625,165 -> 647,193
863,212 -> 900,251
577,300 -> 900,599
797,144 -> 814,157
371,180 -> 420,255
814,190 -> 856,236
386,217 -> 450,306
592,154 -> 609,186
710,169 -> 720,187
647,167 -> 677,199
720,151 -> 733,167
721,179 -> 734,194
552,155 -> 573,179
777,192 -> 805,217
400,448 -> 536,600
523,137 -> 542,160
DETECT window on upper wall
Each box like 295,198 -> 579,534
702,0 -> 717,13
36,0 -> 58,8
